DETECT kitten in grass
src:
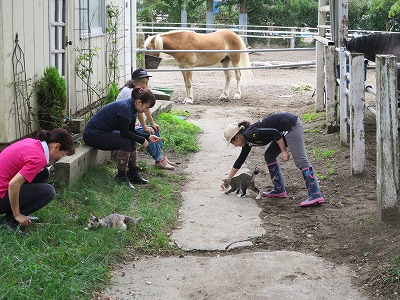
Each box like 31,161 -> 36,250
223,167 -> 261,199
85,213 -> 143,230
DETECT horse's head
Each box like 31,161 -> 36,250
145,34 -> 163,57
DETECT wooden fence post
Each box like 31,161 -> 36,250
338,47 -> 348,145
325,44 -> 338,133
376,55 -> 399,222
349,53 -> 365,175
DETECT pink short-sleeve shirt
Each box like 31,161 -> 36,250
0,138 -> 47,198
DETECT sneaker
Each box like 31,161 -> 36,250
0,215 -> 28,236
164,156 -> 177,167
28,215 -> 40,223
155,157 -> 175,170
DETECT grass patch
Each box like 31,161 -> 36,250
301,112 -> 325,123
154,111 -> 202,155
291,84 -> 313,92
0,111 -> 200,300
312,147 -> 336,160
379,256 -> 400,284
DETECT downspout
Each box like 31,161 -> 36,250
131,0 -> 137,72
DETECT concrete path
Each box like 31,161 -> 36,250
102,106 -> 367,300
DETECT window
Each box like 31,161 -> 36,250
79,0 -> 105,37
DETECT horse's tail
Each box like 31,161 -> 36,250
238,39 -> 252,85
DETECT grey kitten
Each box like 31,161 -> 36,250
85,213 -> 143,230
223,167 -> 261,199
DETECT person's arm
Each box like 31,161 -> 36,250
138,112 -> 155,134
118,116 -> 147,145
8,172 -> 31,226
119,116 -> 160,148
220,167 -> 240,190
257,128 -> 290,161
221,146 -> 251,189
276,137 -> 290,161
145,110 -> 160,132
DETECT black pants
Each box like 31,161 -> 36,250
0,168 -> 55,217
83,131 -> 136,152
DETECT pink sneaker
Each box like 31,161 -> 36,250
155,157 -> 175,170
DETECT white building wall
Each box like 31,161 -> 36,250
68,0 -> 128,117
0,0 -> 129,145
0,0 -> 50,144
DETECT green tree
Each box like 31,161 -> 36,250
138,0 -> 205,23
36,67 -> 67,130
355,0 -> 399,31
220,0 -> 318,27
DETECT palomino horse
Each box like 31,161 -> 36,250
145,29 -> 252,104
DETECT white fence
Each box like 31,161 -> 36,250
334,48 -> 399,222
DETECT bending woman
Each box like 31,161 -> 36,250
0,128 -> 75,235
220,112 -> 324,207
83,87 -> 160,190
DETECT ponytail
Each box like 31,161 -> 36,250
36,128 -> 75,155
131,87 -> 156,108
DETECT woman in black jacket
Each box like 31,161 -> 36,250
83,88 -> 160,190
221,111 -> 324,207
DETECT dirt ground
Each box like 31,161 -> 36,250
147,48 -> 400,300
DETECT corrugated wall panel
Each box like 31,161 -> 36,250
0,0 -> 49,143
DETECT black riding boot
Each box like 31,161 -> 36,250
115,150 -> 135,190
127,150 -> 149,184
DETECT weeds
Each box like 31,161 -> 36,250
301,112 -> 324,123
312,147 -> 336,160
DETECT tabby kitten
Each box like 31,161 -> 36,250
85,213 -> 143,230
223,167 -> 261,199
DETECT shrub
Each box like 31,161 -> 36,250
36,67 -> 67,130
104,82 -> 120,105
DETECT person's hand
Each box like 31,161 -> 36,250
281,150 -> 290,161
220,180 -> 228,190
151,123 -> 161,132
15,213 -> 31,227
143,126 -> 155,135
149,135 -> 161,143
141,139 -> 149,149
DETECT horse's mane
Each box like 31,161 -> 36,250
347,33 -> 400,61
154,35 -> 163,51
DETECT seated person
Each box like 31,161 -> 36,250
116,68 -> 176,170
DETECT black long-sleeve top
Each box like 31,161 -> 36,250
84,98 -> 150,144
233,112 -> 298,169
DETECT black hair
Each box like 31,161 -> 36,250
238,121 -> 250,130
36,128 -> 75,155
131,87 -> 156,108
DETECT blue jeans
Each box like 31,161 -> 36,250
136,125 -> 163,162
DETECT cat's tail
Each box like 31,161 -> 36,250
125,216 -> 144,227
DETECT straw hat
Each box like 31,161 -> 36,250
224,123 -> 241,147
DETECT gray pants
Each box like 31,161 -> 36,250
264,118 -> 311,170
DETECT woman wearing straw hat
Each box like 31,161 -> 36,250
220,111 -> 324,207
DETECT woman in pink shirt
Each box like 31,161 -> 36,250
0,128 -> 75,235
